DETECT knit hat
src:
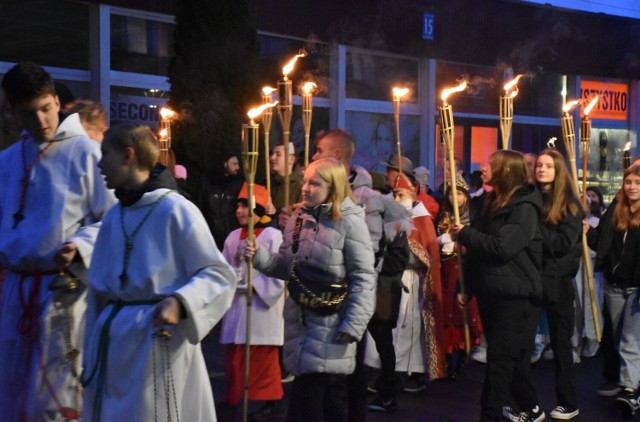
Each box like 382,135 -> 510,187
413,166 -> 430,177
238,182 -> 270,217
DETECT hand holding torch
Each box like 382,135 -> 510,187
241,102 -> 276,421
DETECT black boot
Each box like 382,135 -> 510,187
248,400 -> 287,422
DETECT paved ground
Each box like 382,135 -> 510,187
202,326 -> 622,421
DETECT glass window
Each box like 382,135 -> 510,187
511,123 -> 559,154
346,52 -> 419,102
436,62 -> 564,118
583,127 -> 631,204
346,111 -> 420,174
110,86 -> 169,128
470,126 -> 498,172
0,1 -> 89,69
110,15 -> 173,76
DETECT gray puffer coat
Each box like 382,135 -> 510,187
253,197 -> 376,375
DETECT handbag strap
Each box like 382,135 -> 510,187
292,216 -> 303,254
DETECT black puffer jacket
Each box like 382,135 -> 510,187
458,185 -> 543,300
587,198 -> 640,288
539,196 -> 583,302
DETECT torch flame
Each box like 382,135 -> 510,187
247,101 -> 279,120
392,87 -> 410,100
262,86 -> 276,96
302,82 -> 317,95
160,107 -> 176,120
282,50 -> 308,77
562,100 -> 580,113
625,141 -> 631,152
441,81 -> 467,102
504,74 -> 524,93
584,96 -> 599,116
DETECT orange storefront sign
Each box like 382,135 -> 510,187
580,81 -> 628,120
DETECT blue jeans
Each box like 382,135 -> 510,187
605,284 -> 640,390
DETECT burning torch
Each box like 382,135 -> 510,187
581,96 -> 599,200
277,50 -> 306,206
563,98 -> 601,342
261,87 -> 276,196
158,107 -> 177,173
301,81 -> 317,168
438,80 -> 471,354
392,87 -> 410,174
499,74 -> 523,150
241,102 -> 276,421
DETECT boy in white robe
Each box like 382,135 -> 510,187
220,182 -> 286,420
82,124 -> 236,421
0,62 -> 116,420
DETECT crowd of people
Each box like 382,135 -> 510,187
1,61 -> 639,422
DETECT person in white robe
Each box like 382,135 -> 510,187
81,123 -> 236,422
0,62 -> 116,421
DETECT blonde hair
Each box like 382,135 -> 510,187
612,164 -> 640,231
486,150 -> 529,212
104,124 -> 159,172
537,149 -> 583,224
306,158 -> 352,221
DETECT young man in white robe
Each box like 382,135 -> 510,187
82,123 -> 237,421
0,62 -> 117,421
220,182 -> 286,420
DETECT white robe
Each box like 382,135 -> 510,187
220,227 -> 285,346
82,189 -> 236,422
0,114 -> 116,421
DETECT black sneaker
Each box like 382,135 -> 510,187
615,387 -> 640,417
518,405 -> 545,422
367,396 -> 397,412
549,405 -> 579,420
597,381 -> 622,397
403,376 -> 426,393
502,405 -> 521,421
